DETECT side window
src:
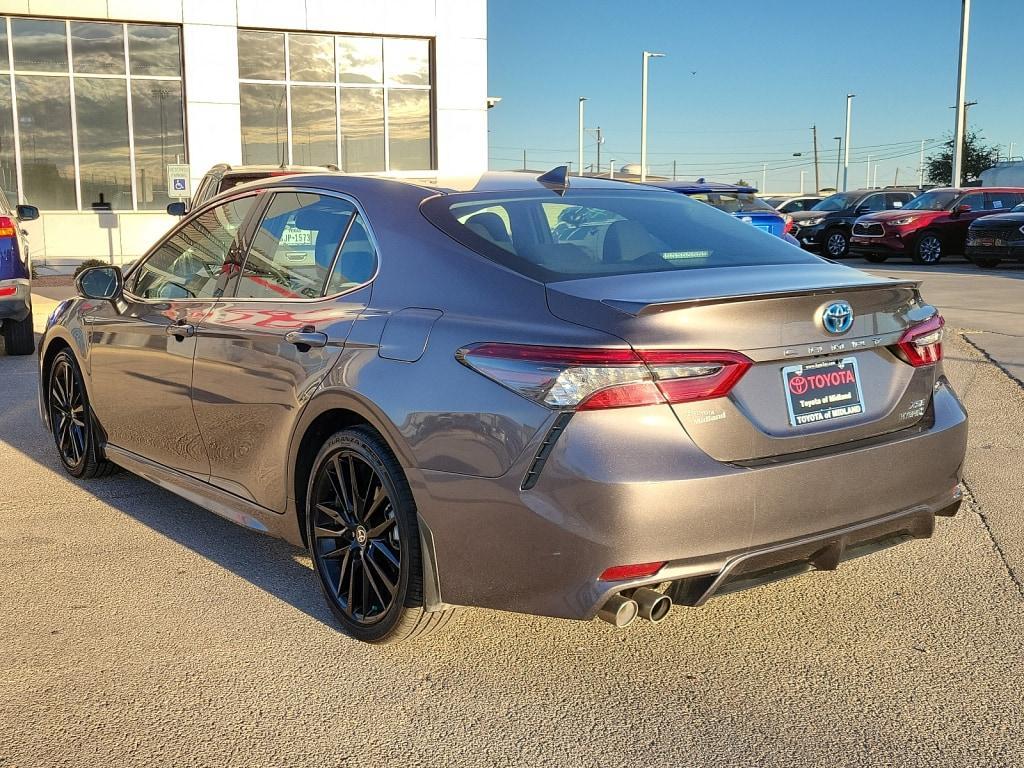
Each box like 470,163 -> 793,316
326,214 -> 378,295
861,194 -> 886,212
961,192 -> 985,211
985,191 -> 1019,211
235,191 -> 357,299
131,196 -> 256,300
886,193 -> 910,209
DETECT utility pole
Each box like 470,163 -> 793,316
640,51 -> 665,183
919,139 -> 926,187
811,124 -> 820,193
834,136 -> 842,190
950,100 -> 977,182
842,93 -> 855,191
872,163 -> 878,189
761,163 -> 767,194
952,0 -> 971,187
894,167 -> 900,186
800,170 -> 806,195
522,148 -> 527,171
577,97 -> 587,177
865,155 -> 872,188
1010,141 -> 1017,160
595,126 -> 602,176
609,160 -> 615,180
672,159 -> 677,180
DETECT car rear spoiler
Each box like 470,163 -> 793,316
604,279 -> 922,317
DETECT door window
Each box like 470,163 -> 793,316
860,194 -> 886,212
984,191 -> 1022,211
131,196 -> 257,299
235,192 -> 358,299
960,192 -> 985,212
325,214 -> 378,295
886,193 -> 911,209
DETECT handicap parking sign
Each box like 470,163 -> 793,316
166,163 -> 191,199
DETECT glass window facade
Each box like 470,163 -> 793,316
238,30 -> 432,172
0,16 -> 184,211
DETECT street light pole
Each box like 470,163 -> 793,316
842,93 -> 855,191
640,51 -> 665,183
834,136 -> 842,191
952,0 -> 972,187
811,124 -> 820,193
919,139 -> 926,187
578,97 -> 587,177
761,162 -> 767,194
865,154 -> 872,188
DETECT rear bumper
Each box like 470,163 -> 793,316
412,378 -> 967,621
0,278 -> 30,321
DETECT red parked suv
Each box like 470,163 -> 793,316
850,187 -> 1024,265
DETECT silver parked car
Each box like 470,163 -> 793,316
40,169 -> 967,644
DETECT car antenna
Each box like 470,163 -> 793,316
538,165 -> 570,196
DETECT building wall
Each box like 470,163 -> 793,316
0,0 -> 488,273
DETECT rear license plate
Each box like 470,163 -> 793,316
782,357 -> 865,427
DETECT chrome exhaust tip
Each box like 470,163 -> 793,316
597,594 -> 639,628
632,587 -> 672,623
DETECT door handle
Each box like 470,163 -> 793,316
166,323 -> 195,339
285,330 -> 328,349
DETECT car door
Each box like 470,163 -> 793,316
85,194 -> 260,478
191,189 -> 378,511
940,191 -> 987,248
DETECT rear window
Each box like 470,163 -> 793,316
422,190 -> 819,282
687,192 -> 776,213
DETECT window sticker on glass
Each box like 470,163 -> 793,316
893,200 -> 903,207
993,200 -> 1003,209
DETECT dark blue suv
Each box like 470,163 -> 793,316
0,190 -> 39,355
647,180 -> 797,243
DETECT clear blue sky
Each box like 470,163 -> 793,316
486,0 -> 1023,193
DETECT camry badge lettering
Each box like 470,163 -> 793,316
820,300 -> 854,335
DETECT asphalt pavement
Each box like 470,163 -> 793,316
1,273 -> 1022,767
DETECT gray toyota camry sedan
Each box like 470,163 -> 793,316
39,169 -> 967,643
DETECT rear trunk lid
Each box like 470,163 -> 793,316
546,263 -> 939,462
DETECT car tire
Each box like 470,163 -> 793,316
2,312 -> 34,355
306,425 -> 457,644
912,232 -> 943,265
823,228 -> 849,258
47,349 -> 117,478
972,257 -> 1000,269
864,253 -> 889,264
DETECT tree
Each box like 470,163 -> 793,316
735,179 -> 753,187
925,129 -> 1000,185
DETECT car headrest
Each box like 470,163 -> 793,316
602,220 -> 660,263
521,243 -> 592,273
465,212 -> 511,245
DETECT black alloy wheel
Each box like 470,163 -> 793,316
47,349 -> 115,478
307,427 -> 456,643
824,228 -> 849,258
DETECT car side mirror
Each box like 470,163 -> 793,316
854,205 -> 869,215
76,265 -> 123,301
954,204 -> 971,215
16,204 -> 39,221
166,201 -> 187,216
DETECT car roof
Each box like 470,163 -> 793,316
217,170 -> 674,197
645,180 -> 758,194
221,163 -> 339,176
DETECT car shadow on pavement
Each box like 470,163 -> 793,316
1,341 -> 337,629
857,259 -> 1024,279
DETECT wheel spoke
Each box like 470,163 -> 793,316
334,547 -> 352,598
315,503 -> 349,531
363,484 -> 388,525
347,456 -> 363,521
366,515 -> 395,539
362,552 -> 390,607
314,525 -> 347,542
365,548 -> 397,596
360,553 -> 370,615
370,539 -> 400,570
328,456 -> 351,514
344,555 -> 357,617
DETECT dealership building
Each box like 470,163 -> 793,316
0,0 -> 488,272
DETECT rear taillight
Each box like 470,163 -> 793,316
457,343 -> 751,411
783,214 -> 794,235
0,216 -> 15,238
0,285 -> 16,297
599,561 -> 666,581
896,314 -> 944,367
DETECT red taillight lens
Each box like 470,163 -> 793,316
783,214 -> 794,235
0,285 -> 16,297
897,314 -> 944,367
599,561 -> 666,581
0,216 -> 15,238
457,343 -> 751,411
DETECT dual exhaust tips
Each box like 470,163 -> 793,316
598,588 -> 672,628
